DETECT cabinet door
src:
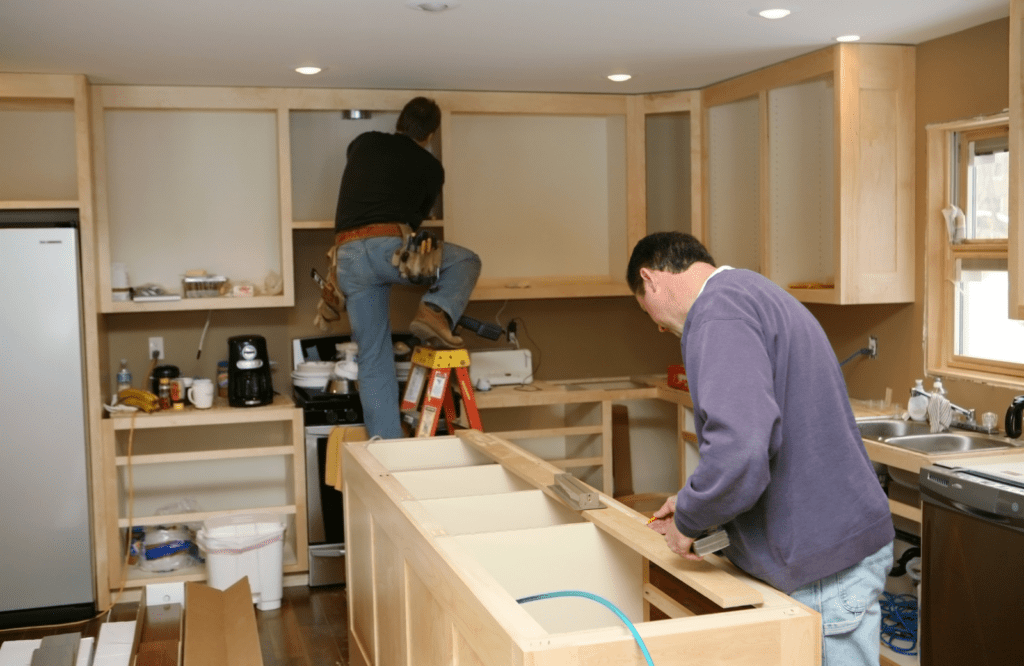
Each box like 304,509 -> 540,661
767,78 -> 835,289
706,97 -> 760,271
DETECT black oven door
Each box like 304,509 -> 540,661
306,425 -> 346,586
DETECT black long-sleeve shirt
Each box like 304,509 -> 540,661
334,131 -> 444,233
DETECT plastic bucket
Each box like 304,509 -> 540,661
197,513 -> 287,611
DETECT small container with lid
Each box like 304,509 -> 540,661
217,361 -> 229,398
907,379 -> 928,422
158,377 -> 172,410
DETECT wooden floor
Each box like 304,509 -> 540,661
0,584 -> 350,666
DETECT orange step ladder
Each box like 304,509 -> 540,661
400,346 -> 482,437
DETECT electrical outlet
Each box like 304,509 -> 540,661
868,335 -> 878,359
149,336 -> 164,360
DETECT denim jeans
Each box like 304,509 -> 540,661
335,235 -> 481,439
789,542 -> 894,666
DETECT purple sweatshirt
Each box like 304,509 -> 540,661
676,268 -> 893,594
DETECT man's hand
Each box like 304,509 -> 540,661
646,496 -> 704,561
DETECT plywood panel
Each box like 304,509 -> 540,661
707,98 -> 760,271
768,78 -> 835,287
346,490 -> 375,666
0,108 -> 78,200
102,109 -> 281,292
407,566 -> 453,666
367,436 -> 491,472
451,523 -> 643,634
416,490 -> 584,535
391,464 -> 533,500
446,114 -> 626,280
374,525 -> 407,666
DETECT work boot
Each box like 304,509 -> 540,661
410,302 -> 464,349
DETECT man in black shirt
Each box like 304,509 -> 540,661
333,97 -> 481,439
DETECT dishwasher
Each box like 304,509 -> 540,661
918,461 -> 1024,665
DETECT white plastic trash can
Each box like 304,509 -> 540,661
197,513 -> 287,611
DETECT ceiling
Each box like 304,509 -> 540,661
0,0 -> 1010,94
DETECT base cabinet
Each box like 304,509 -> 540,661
343,430 -> 818,666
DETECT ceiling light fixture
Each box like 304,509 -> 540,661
406,0 -> 459,12
836,34 -> 861,42
296,66 -> 322,75
608,74 -> 632,83
758,8 -> 791,20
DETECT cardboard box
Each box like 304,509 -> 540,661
182,579 -> 262,666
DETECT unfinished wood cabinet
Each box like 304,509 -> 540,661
1010,0 -> 1024,318
702,44 -> 915,305
343,430 -> 818,666
95,397 -> 306,606
91,86 -> 296,313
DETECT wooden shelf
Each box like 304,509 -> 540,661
117,504 -> 296,529
106,395 -> 297,429
121,539 -> 301,588
115,445 -> 294,466
0,200 -> 79,210
101,294 -> 292,313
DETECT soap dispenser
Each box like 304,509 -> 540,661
931,378 -> 946,397
908,380 -> 928,421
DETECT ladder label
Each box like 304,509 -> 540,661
428,372 -> 448,399
404,365 -> 427,404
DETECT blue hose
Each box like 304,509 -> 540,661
879,591 -> 918,655
516,590 -> 655,666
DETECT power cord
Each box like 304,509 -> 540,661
879,591 -> 918,655
516,590 -> 654,666
509,316 -> 541,392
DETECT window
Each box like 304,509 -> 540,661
925,114 -> 1024,386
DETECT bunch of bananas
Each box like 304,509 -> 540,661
117,388 -> 161,413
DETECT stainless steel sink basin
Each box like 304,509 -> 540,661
884,433 -> 1011,455
856,418 -> 1012,455
857,419 -> 932,440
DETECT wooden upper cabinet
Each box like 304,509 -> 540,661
0,74 -> 91,210
91,86 -> 295,312
1009,0 -> 1024,318
702,44 -> 915,305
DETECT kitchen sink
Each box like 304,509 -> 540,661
883,433 -> 1011,455
857,418 -> 1012,455
857,419 -> 932,441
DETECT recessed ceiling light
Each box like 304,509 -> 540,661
406,0 -> 459,11
296,66 -> 322,75
836,35 -> 861,42
608,74 -> 632,83
758,8 -> 791,20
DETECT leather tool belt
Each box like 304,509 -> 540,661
334,222 -> 405,246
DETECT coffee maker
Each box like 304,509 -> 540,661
227,335 -> 274,407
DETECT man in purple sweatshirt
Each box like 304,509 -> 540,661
627,232 -> 894,666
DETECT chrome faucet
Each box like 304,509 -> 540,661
909,385 -> 978,430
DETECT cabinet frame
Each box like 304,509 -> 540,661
701,44 -> 915,305
96,398 -> 306,602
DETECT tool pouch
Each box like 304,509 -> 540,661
314,243 -> 347,332
391,225 -> 443,286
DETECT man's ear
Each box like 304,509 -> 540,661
639,267 -> 657,291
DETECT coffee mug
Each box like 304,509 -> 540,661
188,378 -> 215,409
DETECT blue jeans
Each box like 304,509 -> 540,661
335,235 -> 481,439
789,542 -> 893,666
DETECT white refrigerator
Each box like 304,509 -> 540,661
0,209 -> 95,627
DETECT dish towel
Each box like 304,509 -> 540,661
927,394 -> 952,433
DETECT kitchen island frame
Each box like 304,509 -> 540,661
343,429 -> 819,666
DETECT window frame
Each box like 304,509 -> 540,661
925,113 -> 1022,388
